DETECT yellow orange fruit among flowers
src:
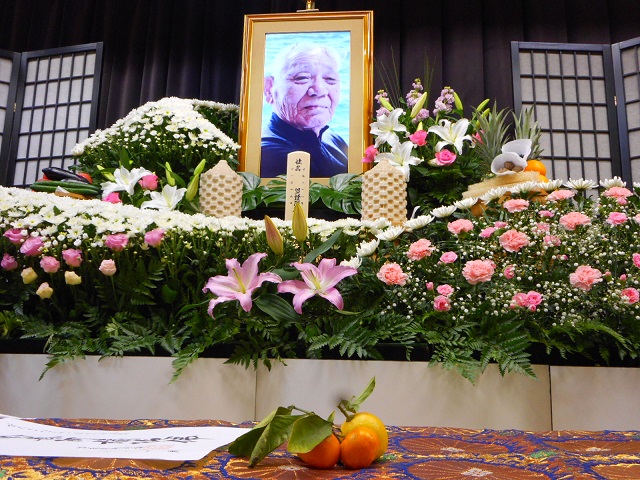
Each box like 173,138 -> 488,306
340,426 -> 380,469
340,412 -> 388,459
297,433 -> 341,469
524,159 -> 547,176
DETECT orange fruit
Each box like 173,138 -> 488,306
524,159 -> 547,176
340,426 -> 380,469
297,433 -> 340,469
341,412 -> 388,459
538,174 -> 549,183
77,172 -> 93,183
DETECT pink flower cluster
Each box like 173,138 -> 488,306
462,259 -> 495,285
511,291 -> 543,311
377,263 -> 408,286
559,212 -> 591,231
447,219 -> 474,235
407,239 -> 436,260
499,229 -> 530,253
569,265 -> 603,291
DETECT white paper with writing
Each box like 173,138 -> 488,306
285,151 -> 310,221
0,417 -> 250,461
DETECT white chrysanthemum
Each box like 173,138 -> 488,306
404,215 -> 434,230
454,197 -> 477,210
509,181 -> 539,194
479,187 -> 509,203
565,178 -> 598,191
376,225 -> 404,241
538,179 -> 564,192
340,256 -> 362,269
430,205 -> 457,218
600,177 -> 626,188
356,238 -> 380,257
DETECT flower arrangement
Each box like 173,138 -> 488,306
71,97 -> 240,212
3,173 -> 640,381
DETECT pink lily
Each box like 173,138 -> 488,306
203,253 -> 281,316
278,258 -> 357,314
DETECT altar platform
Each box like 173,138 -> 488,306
1,418 -> 640,479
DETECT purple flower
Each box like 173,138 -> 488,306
278,258 -> 357,314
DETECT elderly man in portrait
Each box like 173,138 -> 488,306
261,42 -> 349,178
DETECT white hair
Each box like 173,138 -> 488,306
265,42 -> 343,79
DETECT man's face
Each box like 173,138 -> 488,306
265,50 -> 340,135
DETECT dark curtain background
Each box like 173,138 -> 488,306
1,0 -> 639,129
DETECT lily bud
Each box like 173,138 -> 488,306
292,203 -> 308,242
165,162 -> 176,186
453,92 -> 463,111
378,97 -> 394,112
96,166 -> 115,182
193,159 -> 207,176
264,215 -> 284,256
410,92 -> 428,118
185,174 -> 199,201
476,98 -> 490,113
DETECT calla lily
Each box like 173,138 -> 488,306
427,118 -> 473,154
140,184 -> 186,210
502,139 -> 532,160
203,252 -> 281,316
101,166 -> 154,198
278,258 -> 357,314
264,215 -> 284,256
370,108 -> 407,147
375,141 -> 423,181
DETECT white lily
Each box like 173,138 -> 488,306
427,118 -> 472,154
375,141 -> 422,181
141,184 -> 186,211
370,108 -> 407,147
101,166 -> 153,198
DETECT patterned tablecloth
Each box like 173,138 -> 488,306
1,418 -> 640,479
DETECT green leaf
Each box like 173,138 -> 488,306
287,414 -> 334,454
255,294 -> 299,323
248,413 -> 302,467
228,406 -> 292,457
303,229 -> 342,263
338,377 -> 376,417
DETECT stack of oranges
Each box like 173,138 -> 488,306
297,412 -> 388,470
524,159 -> 548,182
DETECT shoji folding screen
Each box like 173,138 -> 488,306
0,43 -> 102,187
512,37 -> 640,186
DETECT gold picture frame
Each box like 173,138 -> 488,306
238,10 -> 373,183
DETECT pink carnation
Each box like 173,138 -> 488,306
544,235 -> 562,246
407,239 -> 436,260
499,229 -> 530,253
1,253 -> 18,271
511,291 -> 543,311
479,227 -> 497,238
606,212 -> 628,226
503,265 -> 516,279
569,265 -> 603,291
603,186 -> 633,199
104,192 -> 121,204
62,249 -> 83,267
447,218 -> 474,235
538,210 -> 555,218
425,281 -> 434,290
494,221 -> 508,228
536,222 -> 550,233
433,295 -> 451,312
3,228 -> 25,245
105,233 -> 129,252
546,190 -> 576,202
634,253 -> 640,268
40,256 -> 61,274
503,199 -> 530,213
462,259 -> 495,285
138,174 -> 159,190
144,228 -> 165,247
409,130 -> 427,146
559,211 -> 591,231
439,251 -> 458,264
436,284 -> 454,297
621,287 -> 640,304
377,263 -> 408,286
434,149 -> 457,166
20,236 -> 44,257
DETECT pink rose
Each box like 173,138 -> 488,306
3,228 -> 25,245
104,192 -> 121,204
462,259 -> 495,285
634,253 -> 640,268
362,145 -> 378,163
538,210 -> 555,218
546,190 -> 576,202
1,253 -> 18,271
620,274 -> 627,282
494,221 -> 508,228
433,295 -> 451,312
439,251 -> 458,264
503,265 -> 516,279
503,199 -> 529,213
105,233 -> 128,251
479,227 -> 496,238
99,259 -> 117,276
569,265 -> 603,291
425,281 -> 434,291
499,229 -> 530,253
376,263 -> 408,286
543,235 -> 562,246
434,149 -> 457,166
409,130 -> 427,146
138,174 -> 159,190
559,211 -> 591,231
40,256 -> 61,274
407,239 -> 436,261
621,287 -> 640,304
447,219 -> 474,235
20,236 -> 44,257
606,212 -> 628,226
511,292 -> 528,308
62,249 -> 83,267
603,186 -> 633,200
144,228 -> 165,247
436,284 -> 454,297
